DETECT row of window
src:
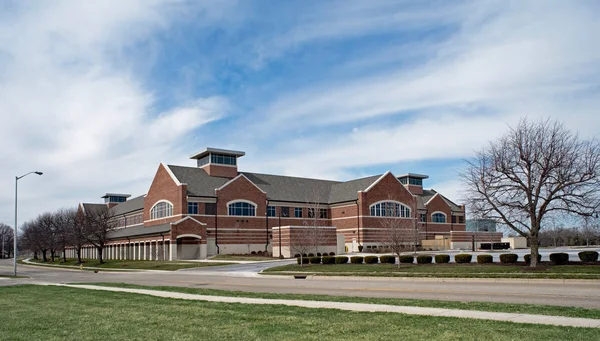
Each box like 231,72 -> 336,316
116,214 -> 143,227
398,177 -> 423,186
370,202 -> 411,217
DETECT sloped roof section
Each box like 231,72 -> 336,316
328,174 -> 382,203
107,223 -> 170,239
168,165 -> 230,196
81,203 -> 107,215
416,189 -> 463,212
242,172 -> 339,203
109,195 -> 145,216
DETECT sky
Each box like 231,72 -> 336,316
1,0 -> 600,226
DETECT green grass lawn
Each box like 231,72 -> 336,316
0,275 -> 28,279
264,262 -> 600,279
209,254 -> 277,261
78,282 -> 600,320
0,285 -> 597,341
26,258 -> 234,271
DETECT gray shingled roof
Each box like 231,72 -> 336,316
169,165 -> 230,197
109,195 -> 145,216
417,189 -> 463,212
328,175 -> 382,203
107,223 -> 170,239
242,172 -> 340,203
81,203 -> 107,215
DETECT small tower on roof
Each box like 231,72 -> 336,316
190,147 -> 245,178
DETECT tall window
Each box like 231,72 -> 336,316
320,208 -> 328,219
267,206 -> 276,217
420,214 -> 426,222
369,201 -> 411,217
228,201 -> 256,216
294,207 -> 303,218
432,212 -> 446,223
188,202 -> 199,215
281,207 -> 289,217
150,201 -> 173,220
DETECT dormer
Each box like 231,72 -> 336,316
190,147 -> 245,178
102,193 -> 131,208
397,173 -> 428,195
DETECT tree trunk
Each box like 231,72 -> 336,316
62,248 -> 67,263
50,250 -> 55,262
397,252 -> 401,269
42,250 -> 48,262
76,248 -> 82,264
529,234 -> 539,268
33,251 -> 38,260
98,247 -> 103,264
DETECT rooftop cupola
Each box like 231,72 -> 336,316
190,147 -> 245,178
102,193 -> 131,208
397,173 -> 428,195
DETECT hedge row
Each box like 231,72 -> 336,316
296,252 -> 599,265
294,252 -> 335,258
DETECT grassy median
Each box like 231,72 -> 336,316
77,282 -> 600,319
263,262 -> 600,279
26,258 -> 234,271
0,285 -> 597,341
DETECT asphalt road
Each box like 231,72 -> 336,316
1,258 -> 599,309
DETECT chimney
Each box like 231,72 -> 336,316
189,147 -> 245,178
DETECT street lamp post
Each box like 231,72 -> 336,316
14,171 -> 43,276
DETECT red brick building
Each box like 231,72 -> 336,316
66,148 -> 481,261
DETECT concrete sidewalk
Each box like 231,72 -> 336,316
50,283 -> 600,328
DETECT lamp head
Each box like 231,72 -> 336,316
35,171 -> 43,176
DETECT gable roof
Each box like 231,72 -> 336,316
328,174 -> 382,203
81,203 -> 107,215
109,195 -> 145,216
168,165 -> 230,197
417,189 -> 463,212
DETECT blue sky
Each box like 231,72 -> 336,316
1,0 -> 600,226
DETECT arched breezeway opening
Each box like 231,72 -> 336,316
176,234 -> 202,260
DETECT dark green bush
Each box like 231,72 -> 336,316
477,254 -> 493,264
365,256 -> 378,264
335,256 -> 349,264
434,254 -> 450,263
296,257 -> 309,265
350,256 -> 364,264
294,253 -> 300,258
399,255 -> 414,264
579,251 -> 599,262
309,256 -> 321,264
308,253 -> 315,257
322,256 -> 335,264
317,253 -> 322,257
329,252 -> 335,256
380,255 -> 396,264
524,254 -> 542,263
454,254 -> 472,263
499,253 -> 518,264
302,253 -> 308,257
416,255 -> 432,264
549,253 -> 569,265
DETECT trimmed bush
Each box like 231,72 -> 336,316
250,251 -> 256,255
329,252 -> 335,256
309,256 -> 321,264
549,253 -> 569,265
308,253 -> 315,257
350,256 -> 364,264
302,253 -> 308,257
296,257 -> 309,265
399,255 -> 414,264
257,250 -> 263,255
435,254 -> 450,264
454,254 -> 473,263
365,256 -> 378,264
524,254 -> 542,263
416,255 -> 433,264
317,252 -> 322,257
335,256 -> 349,264
294,253 -> 301,258
499,253 -> 518,264
579,251 -> 599,262
322,256 -> 335,264
380,255 -> 396,264
477,254 -> 493,264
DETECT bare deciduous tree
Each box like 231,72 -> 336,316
462,118 -> 600,267
0,223 -> 14,259
289,227 -> 314,267
380,199 -> 419,268
303,187 -> 330,255
83,206 -> 116,264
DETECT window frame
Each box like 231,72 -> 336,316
227,200 -> 257,217
431,211 -> 447,223
369,200 -> 411,218
188,202 -> 199,215
294,207 -> 303,218
267,206 -> 276,217
150,200 -> 174,220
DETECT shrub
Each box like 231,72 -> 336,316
350,256 -> 364,264
317,252 -> 322,257
499,253 -> 518,264
454,254 -> 472,263
309,256 -> 321,264
335,256 -> 349,264
524,254 -> 542,263
435,254 -> 450,264
380,255 -> 396,264
296,257 -> 309,265
365,256 -> 378,264
416,255 -> 433,264
302,253 -> 308,257
477,254 -> 493,264
257,250 -> 263,255
322,256 -> 335,264
358,245 -> 364,252
329,252 -> 336,256
399,255 -> 414,264
579,251 -> 599,262
549,253 -> 569,265
250,251 -> 256,255
294,253 -> 301,258
308,253 -> 315,257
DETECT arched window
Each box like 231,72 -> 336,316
150,201 -> 173,220
432,212 -> 446,223
228,201 -> 256,216
370,201 -> 411,218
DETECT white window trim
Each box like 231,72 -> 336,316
369,200 -> 411,217
150,200 -> 174,220
226,199 -> 258,216
431,211 -> 447,223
